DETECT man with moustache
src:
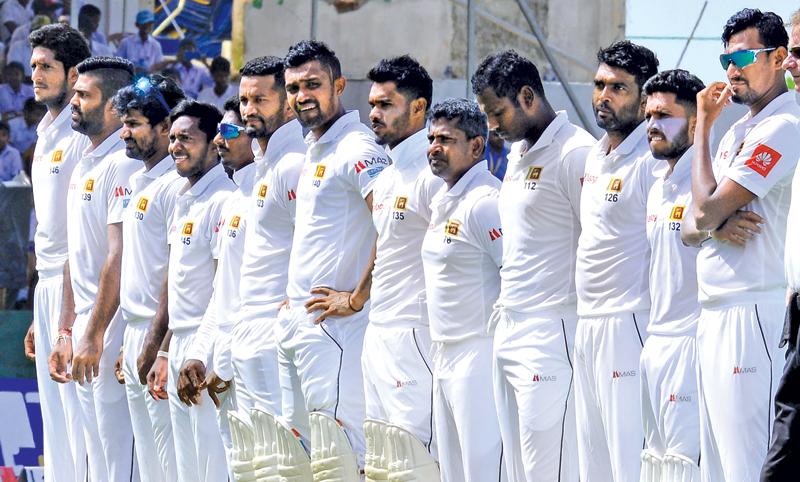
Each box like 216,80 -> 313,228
47,56 -> 141,481
177,97 -> 254,476
308,55 -> 441,478
279,40 -> 389,479
573,40 -> 660,482
639,69 -> 705,482
164,100 -> 233,482
113,74 -> 185,482
472,49 -> 595,482
679,9 -> 800,481
21,23 -> 90,482
421,98 -> 504,482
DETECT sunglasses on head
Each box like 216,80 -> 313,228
217,122 -> 246,140
719,48 -> 776,70
133,76 -> 171,113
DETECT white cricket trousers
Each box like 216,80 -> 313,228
362,323 -> 435,454
574,310 -> 649,482
122,320 -> 177,482
167,327 -> 228,482
275,304 -> 367,458
231,313 -> 282,416
71,308 -> 136,482
493,307 -> 578,482
696,301 -> 785,482
640,333 -> 700,466
33,270 -> 86,482
433,335 -> 505,482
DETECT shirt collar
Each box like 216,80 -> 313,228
523,111 -> 569,157
142,155 -> 174,179
596,121 -> 647,159
181,163 -> 226,198
37,105 -> 71,136
232,161 -> 256,190
445,160 -> 489,198
386,128 -> 428,171
738,91 -> 796,128
664,145 -> 694,188
305,110 -> 360,146
265,118 -> 304,162
82,129 -> 124,164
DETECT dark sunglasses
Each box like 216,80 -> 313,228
719,48 -> 776,70
789,47 -> 800,59
133,76 -> 171,113
218,122 -> 246,140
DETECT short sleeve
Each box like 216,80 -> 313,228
413,169 -> 443,224
724,119 -> 800,198
343,136 -> 392,198
560,145 -> 590,219
470,194 -> 503,268
106,156 -> 139,224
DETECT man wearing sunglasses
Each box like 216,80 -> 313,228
680,9 -> 800,482
763,8 -> 800,482
113,74 -> 185,482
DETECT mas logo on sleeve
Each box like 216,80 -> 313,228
354,156 -> 391,178
489,227 -> 503,241
745,144 -> 781,177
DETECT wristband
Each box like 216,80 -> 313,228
348,294 -> 363,313
58,327 -> 72,336
157,350 -> 169,359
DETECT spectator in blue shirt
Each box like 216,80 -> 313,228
115,9 -> 164,73
0,121 -> 23,181
9,97 -> 44,161
484,129 -> 510,180
0,62 -> 34,120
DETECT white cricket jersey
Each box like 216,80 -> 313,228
370,128 -> 443,329
421,161 -> 503,342
167,164 -> 234,331
238,120 -> 306,321
497,112 -> 595,314
286,110 -> 390,305
120,156 -> 182,323
184,162 -> 256,362
67,131 -> 140,314
645,148 -> 700,335
31,107 -> 89,273
575,122 -> 661,317
699,92 -> 800,304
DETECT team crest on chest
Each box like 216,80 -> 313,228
182,222 -> 194,236
526,166 -> 542,181
51,150 -> 63,163
607,178 -> 622,192
394,196 -> 407,210
669,206 -> 684,221
84,179 -> 95,192
445,220 -> 460,236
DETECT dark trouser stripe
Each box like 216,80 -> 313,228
320,324 -> 344,420
558,318 -> 573,482
412,328 -> 435,451
755,303 -> 773,452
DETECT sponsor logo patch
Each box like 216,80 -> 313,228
489,228 -> 503,241
288,189 -> 297,201
526,166 -> 542,181
745,144 -> 781,177
182,222 -> 194,236
230,216 -> 240,228
394,196 -> 407,211
607,177 -> 622,192
258,184 -> 268,198
612,369 -> 636,379
669,205 -> 684,221
733,366 -> 757,375
114,186 -> 132,198
445,220 -> 460,236
84,179 -> 94,192
137,198 -> 149,212
51,150 -> 63,163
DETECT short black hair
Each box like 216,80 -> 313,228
367,55 -> 433,111
112,74 -> 185,127
597,40 -> 660,90
222,96 -> 243,123
29,23 -> 91,73
722,8 -> 788,49
76,56 -> 135,102
428,98 -> 488,140
284,40 -> 342,80
240,55 -> 285,92
79,4 -> 101,18
0,121 -> 9,134
471,49 -> 545,103
210,57 -> 231,74
23,97 -> 45,112
169,100 -> 222,143
643,69 -> 705,113
4,61 -> 25,76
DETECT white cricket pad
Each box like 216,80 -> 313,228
364,419 -> 390,481
250,408 -> 281,482
276,418 -> 313,482
640,449 -> 662,482
228,411 -> 258,482
385,423 -> 440,481
662,453 -> 700,482
309,411 -> 360,482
